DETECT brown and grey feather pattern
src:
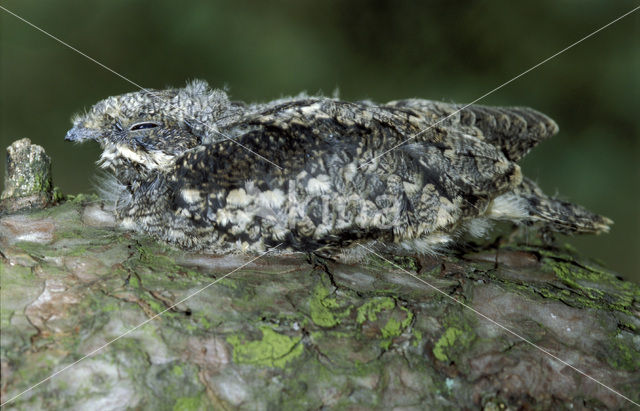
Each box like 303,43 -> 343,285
65,80 -> 612,256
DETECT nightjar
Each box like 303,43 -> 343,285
65,80 -> 612,257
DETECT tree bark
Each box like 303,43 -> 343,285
1,197 -> 639,410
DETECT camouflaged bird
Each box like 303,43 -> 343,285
65,80 -> 612,258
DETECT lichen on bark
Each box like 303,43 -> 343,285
1,138 -> 62,212
1,197 -> 639,410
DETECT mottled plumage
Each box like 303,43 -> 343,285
65,80 -> 612,257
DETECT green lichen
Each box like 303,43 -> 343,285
101,303 -> 119,312
433,327 -> 464,362
356,297 -> 413,349
380,316 -> 405,349
128,276 -> 140,288
309,284 -> 351,328
413,329 -> 423,347
525,245 -> 575,261
196,314 -> 212,329
171,365 -> 184,377
545,258 -> 639,313
310,285 -> 339,327
475,246 -> 640,315
32,172 -> 51,193
226,327 -> 303,368
2,264 -> 33,281
219,278 -> 238,289
13,241 -> 52,259
136,243 -> 180,272
173,395 -> 203,411
432,311 -> 477,363
65,193 -> 100,203
356,297 -> 395,323
146,298 -> 164,314
605,332 -> 640,371
63,245 -> 92,257
52,187 -> 64,203
381,306 -> 413,340
550,261 -> 604,299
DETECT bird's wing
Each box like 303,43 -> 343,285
385,99 -> 559,162
168,98 -> 382,194
227,98 -> 521,195
167,99 -> 522,242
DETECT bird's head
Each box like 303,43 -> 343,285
65,80 -> 239,183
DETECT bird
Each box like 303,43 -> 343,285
65,80 -> 612,258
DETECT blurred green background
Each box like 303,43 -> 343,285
1,1 -> 638,281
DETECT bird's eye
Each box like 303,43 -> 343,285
130,122 -> 159,131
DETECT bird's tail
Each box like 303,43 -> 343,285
488,177 -> 612,234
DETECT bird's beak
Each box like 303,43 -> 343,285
65,125 -> 96,142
